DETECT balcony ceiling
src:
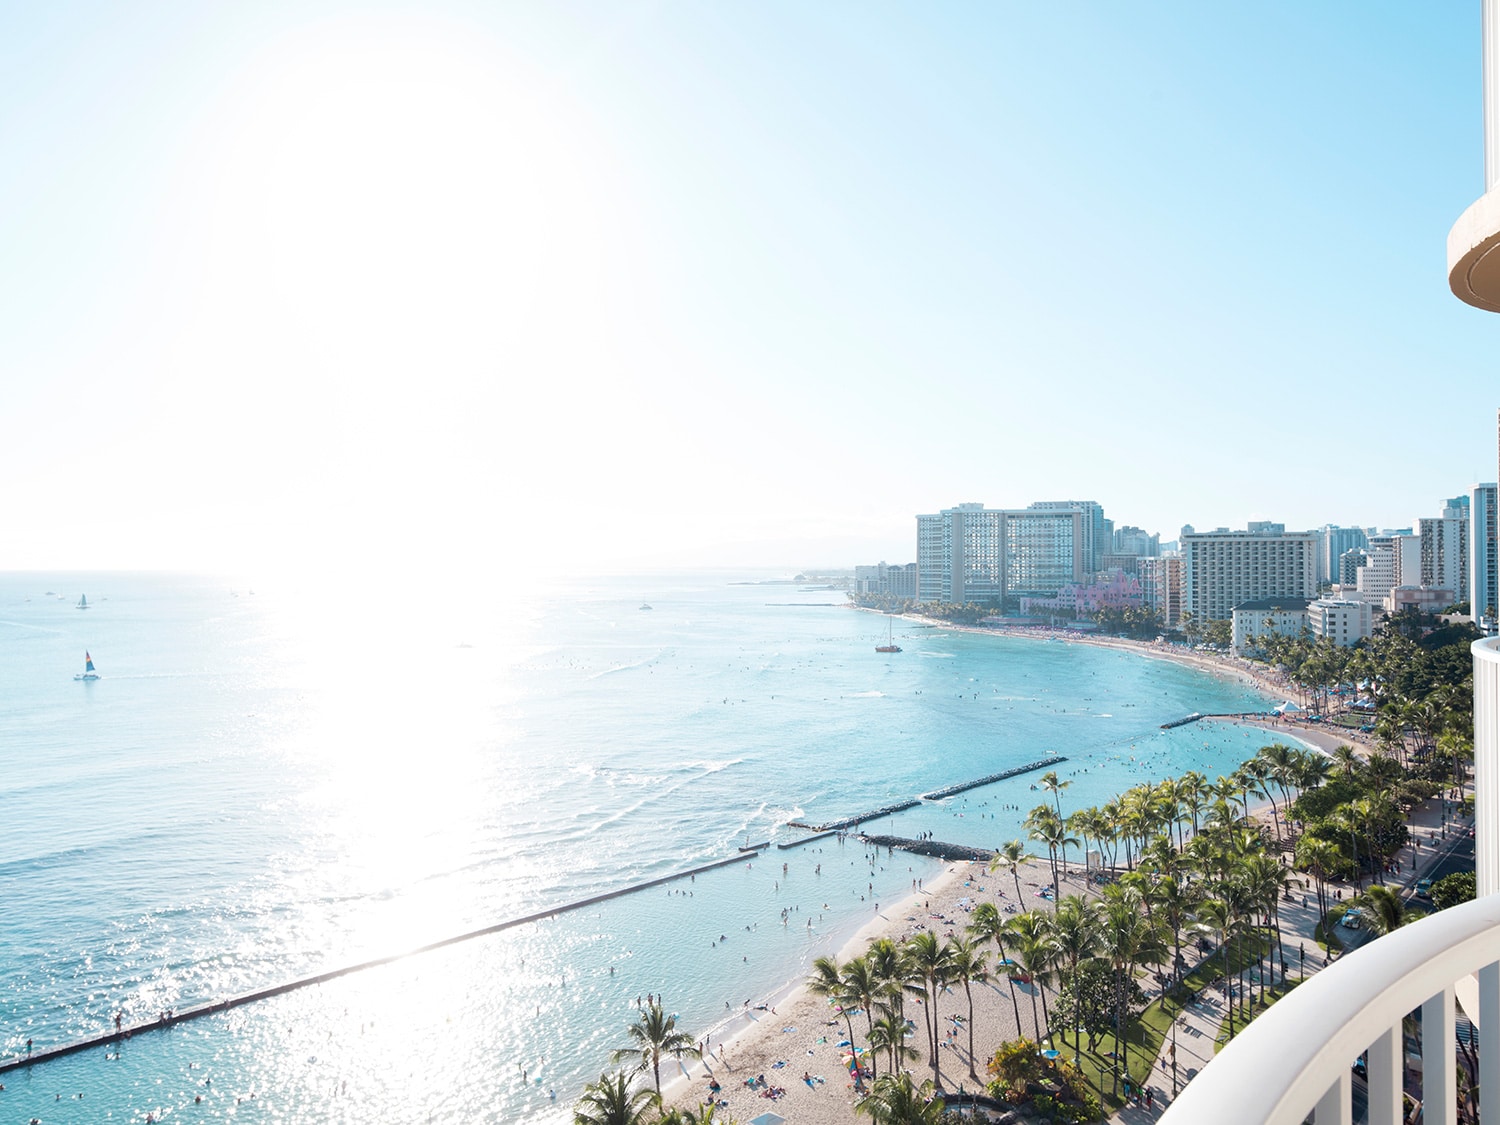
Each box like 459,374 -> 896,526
1449,189 -> 1500,312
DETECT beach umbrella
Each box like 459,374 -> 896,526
748,1114 -> 788,1125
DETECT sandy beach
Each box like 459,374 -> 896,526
660,853 -> 1069,1124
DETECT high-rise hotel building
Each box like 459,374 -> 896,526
1181,527 -> 1318,621
1138,555 -> 1184,628
916,501 -> 1103,607
1472,482 -> 1498,622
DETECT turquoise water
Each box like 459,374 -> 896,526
0,572 -> 1273,1122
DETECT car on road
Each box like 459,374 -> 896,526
1416,878 -> 1433,898
1340,907 -> 1365,930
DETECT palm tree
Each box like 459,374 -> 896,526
612,1002 -> 701,1096
573,1071 -> 660,1125
854,1072 -> 946,1124
1049,894 -> 1103,1063
1178,771 -> 1211,840
944,934 -> 989,1079
902,931 -> 954,1082
868,1007 -> 919,1076
1192,896 -> 1237,1032
1295,751 -> 1332,793
1025,805 -> 1078,899
1295,835 -> 1341,929
810,956 -> 860,1072
1355,884 -> 1411,935
1152,873 -> 1199,985
1242,851 -> 1292,994
865,937 -> 909,1023
968,901 -> 1025,1040
842,955 -> 883,1079
1331,744 -> 1361,780
1005,909 -> 1056,1044
988,839 -> 1030,904
1040,770 -> 1072,867
1099,885 -> 1166,1098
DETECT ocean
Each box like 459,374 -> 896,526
0,571 -> 1275,1122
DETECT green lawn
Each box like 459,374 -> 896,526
1214,981 -> 1299,1048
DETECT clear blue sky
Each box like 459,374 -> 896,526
3,3 -> 1495,579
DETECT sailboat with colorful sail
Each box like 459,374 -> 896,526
74,652 -> 100,681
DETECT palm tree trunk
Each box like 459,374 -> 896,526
928,978 -> 941,1085
996,935 -> 1024,1044
1038,979 -> 1051,1044
1028,978 -> 1041,1045
1221,940 -> 1234,1040
965,981 -> 977,1079
1111,967 -> 1124,1097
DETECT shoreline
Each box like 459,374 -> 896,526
886,610 -> 1376,757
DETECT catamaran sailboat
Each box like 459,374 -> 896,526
74,652 -> 100,681
875,615 -> 902,654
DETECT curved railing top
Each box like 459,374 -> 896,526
1160,894 -> 1500,1123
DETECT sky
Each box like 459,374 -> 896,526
3,2 -> 1497,580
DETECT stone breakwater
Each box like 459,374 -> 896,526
859,834 -> 995,862
785,755 -> 1067,833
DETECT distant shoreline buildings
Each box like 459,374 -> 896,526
852,478 -> 1500,644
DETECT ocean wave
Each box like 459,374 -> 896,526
587,651 -> 662,679
847,690 -> 884,698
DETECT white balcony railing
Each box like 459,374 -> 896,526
1158,894 -> 1500,1124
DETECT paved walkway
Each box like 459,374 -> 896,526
1107,787 -> 1473,1122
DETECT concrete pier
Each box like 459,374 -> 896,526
0,848 -> 766,1075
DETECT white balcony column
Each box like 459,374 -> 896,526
1486,0 -> 1500,190
1367,1025 -> 1401,1125
1314,1068 -> 1351,1125
1475,638 -> 1500,895
1482,961 -> 1500,1122
1422,988 -> 1456,1125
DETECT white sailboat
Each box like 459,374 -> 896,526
74,652 -> 100,681
77,594 -> 89,609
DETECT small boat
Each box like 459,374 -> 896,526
640,603 -> 653,611
74,652 -> 100,681
77,594 -> 89,609
875,615 -> 902,654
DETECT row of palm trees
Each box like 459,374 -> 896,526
1254,625 -> 1474,774
808,928 -> 989,1088
1022,748 -> 1332,882
816,746 -> 1335,1108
